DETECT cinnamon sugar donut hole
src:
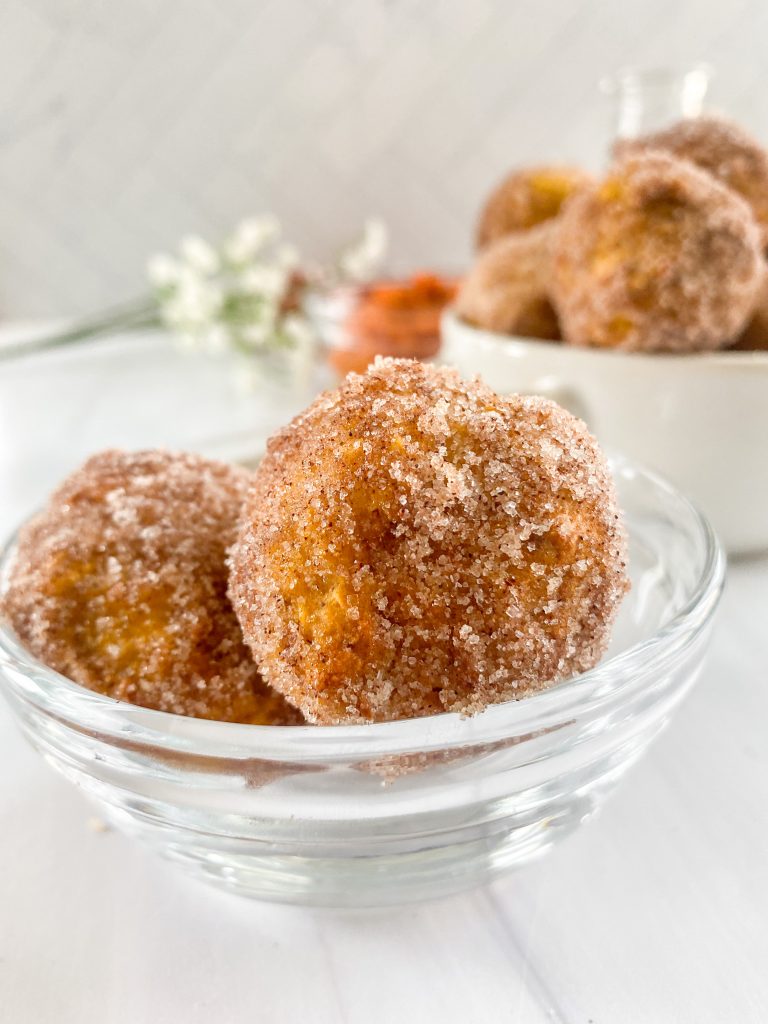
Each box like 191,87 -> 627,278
615,116 -> 768,249
476,165 -> 593,250
229,358 -> 629,725
552,151 -> 764,352
3,450 -> 301,725
456,222 -> 560,339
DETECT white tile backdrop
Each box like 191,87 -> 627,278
2,0 -> 768,317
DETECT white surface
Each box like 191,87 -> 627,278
3,0 -> 768,317
442,311 -> 768,555
1,334 -> 767,1023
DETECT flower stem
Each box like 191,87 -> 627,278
0,298 -> 161,362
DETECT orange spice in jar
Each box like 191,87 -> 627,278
327,273 -> 458,376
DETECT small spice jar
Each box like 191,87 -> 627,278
308,273 -> 459,376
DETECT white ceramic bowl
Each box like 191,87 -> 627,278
442,310 -> 768,555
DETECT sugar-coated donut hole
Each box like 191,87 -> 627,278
457,222 -> 561,339
615,115 -> 768,250
552,151 -> 764,352
3,450 -> 302,725
476,165 -> 594,251
229,358 -> 629,725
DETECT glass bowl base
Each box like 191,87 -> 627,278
96,760 -> 646,907
119,811 -> 583,907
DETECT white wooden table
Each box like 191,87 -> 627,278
1,332 -> 766,1023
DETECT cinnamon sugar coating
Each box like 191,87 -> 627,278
476,165 -> 593,250
229,358 -> 629,725
456,223 -> 560,339
615,116 -> 768,248
552,151 -> 763,352
3,450 -> 301,725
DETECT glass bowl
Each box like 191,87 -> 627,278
0,459 -> 724,907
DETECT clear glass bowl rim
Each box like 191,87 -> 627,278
0,456 -> 724,761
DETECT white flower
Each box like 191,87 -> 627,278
147,252 -> 182,288
147,214 -> 387,390
241,320 -> 274,349
362,218 -> 388,263
275,243 -> 299,270
179,234 -> 220,276
282,313 -> 314,349
160,272 -> 223,330
339,217 -> 388,282
239,264 -> 288,299
224,215 -> 281,265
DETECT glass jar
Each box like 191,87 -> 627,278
600,64 -> 713,140
306,274 -> 459,377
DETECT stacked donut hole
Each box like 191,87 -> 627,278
457,115 -> 768,353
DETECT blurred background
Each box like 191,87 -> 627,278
3,0 -> 768,319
